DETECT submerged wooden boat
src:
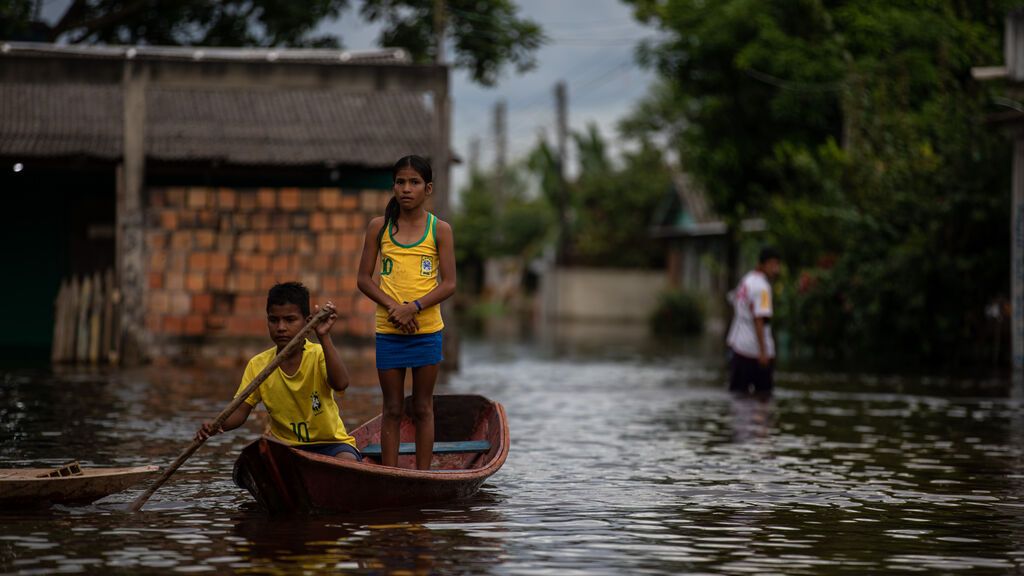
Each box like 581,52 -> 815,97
0,462 -> 159,508
233,394 -> 509,514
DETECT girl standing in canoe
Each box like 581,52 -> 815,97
357,155 -> 456,470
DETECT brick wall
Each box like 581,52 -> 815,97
144,186 -> 391,366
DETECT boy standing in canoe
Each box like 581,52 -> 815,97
195,282 -> 361,461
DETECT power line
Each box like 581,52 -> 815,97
549,37 -> 659,46
466,55 -> 643,146
742,67 -> 846,93
505,53 -> 636,113
573,59 -> 634,94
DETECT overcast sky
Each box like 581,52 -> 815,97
319,0 -> 658,199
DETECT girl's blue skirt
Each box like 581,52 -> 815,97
375,331 -> 444,370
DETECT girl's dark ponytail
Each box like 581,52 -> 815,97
378,196 -> 400,249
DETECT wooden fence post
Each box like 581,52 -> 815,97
51,280 -> 68,363
89,271 -> 102,363
51,269 -> 120,366
76,276 -> 91,362
102,269 -> 115,363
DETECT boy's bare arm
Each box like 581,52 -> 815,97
195,401 -> 252,441
314,302 -> 350,392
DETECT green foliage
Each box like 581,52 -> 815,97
520,123 -> 672,269
500,197 -> 552,259
5,0 -> 543,86
360,0 -> 544,86
572,124 -> 672,268
626,0 -> 1013,368
526,139 -> 563,222
454,162 -> 553,266
20,0 -> 349,46
453,168 -> 497,265
455,123 -> 672,291
650,289 -> 705,337
0,1 -> 34,41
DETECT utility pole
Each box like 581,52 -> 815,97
554,81 -> 571,265
433,0 -> 459,369
972,9 -> 1024,373
433,0 -> 446,65
432,0 -> 449,221
494,99 -> 507,216
468,137 -> 481,175
1010,12 -> 1024,373
119,56 -> 148,364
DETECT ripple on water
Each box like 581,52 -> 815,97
3,351 -> 1024,574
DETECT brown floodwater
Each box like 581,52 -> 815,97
2,330 -> 1023,574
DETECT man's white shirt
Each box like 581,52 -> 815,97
726,270 -> 775,359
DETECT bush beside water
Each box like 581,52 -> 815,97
650,289 -> 705,337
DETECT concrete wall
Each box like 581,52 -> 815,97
541,267 -> 667,323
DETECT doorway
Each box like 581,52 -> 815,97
0,159 -> 116,366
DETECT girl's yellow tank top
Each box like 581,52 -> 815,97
375,212 -> 444,335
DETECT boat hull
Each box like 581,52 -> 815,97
233,394 -> 509,514
0,465 -> 159,508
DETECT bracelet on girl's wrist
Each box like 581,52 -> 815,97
414,299 -> 423,311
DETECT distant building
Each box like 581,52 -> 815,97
0,42 -> 449,365
650,171 -> 765,326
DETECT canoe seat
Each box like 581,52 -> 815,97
360,440 -> 491,457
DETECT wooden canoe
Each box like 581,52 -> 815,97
232,394 -> 509,514
0,463 -> 159,508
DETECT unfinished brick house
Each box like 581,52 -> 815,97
0,42 -> 450,366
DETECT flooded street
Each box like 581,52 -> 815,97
3,331 -> 1024,574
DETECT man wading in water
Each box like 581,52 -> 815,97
726,247 -> 782,400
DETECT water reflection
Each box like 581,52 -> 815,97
730,397 -> 775,443
3,329 -> 1024,574
231,498 -> 508,575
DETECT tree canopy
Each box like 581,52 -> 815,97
624,0 -> 1015,369
455,123 -> 671,274
1,0 -> 543,85
360,0 -> 543,85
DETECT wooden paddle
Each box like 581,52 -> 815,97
128,305 -> 334,513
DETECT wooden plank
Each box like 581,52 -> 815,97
360,440 -> 491,457
65,276 -> 80,362
51,280 -> 68,363
101,269 -> 114,364
89,271 -> 102,363
109,274 -> 122,366
76,275 -> 91,362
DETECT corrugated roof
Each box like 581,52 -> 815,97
147,88 -> 433,165
0,83 -> 434,166
651,170 -> 766,239
0,83 -> 123,159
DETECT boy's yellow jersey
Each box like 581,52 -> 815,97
235,340 -> 356,447
375,212 -> 445,335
